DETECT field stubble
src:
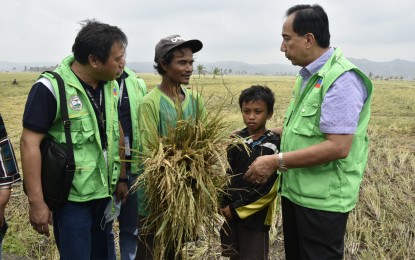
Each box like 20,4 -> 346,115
0,73 -> 414,259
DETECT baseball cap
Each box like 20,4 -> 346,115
154,34 -> 203,63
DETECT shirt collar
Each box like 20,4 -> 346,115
300,47 -> 335,77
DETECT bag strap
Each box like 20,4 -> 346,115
43,71 -> 76,174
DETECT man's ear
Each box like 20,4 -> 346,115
160,59 -> 168,71
88,55 -> 99,68
304,33 -> 315,48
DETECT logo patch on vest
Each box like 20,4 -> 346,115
315,78 -> 322,88
68,95 -> 83,111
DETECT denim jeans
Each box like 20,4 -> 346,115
108,172 -> 138,260
52,197 -> 115,260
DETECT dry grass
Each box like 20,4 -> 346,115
130,89 -> 249,259
0,73 -> 414,259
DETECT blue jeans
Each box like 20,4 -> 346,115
108,172 -> 138,260
52,197 -> 115,260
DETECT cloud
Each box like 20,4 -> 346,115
1,0 -> 414,63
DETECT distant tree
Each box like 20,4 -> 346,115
212,67 -> 221,79
196,64 -> 206,78
24,66 -> 27,72
368,72 -> 373,79
27,64 -> 59,73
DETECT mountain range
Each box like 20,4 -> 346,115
1,58 -> 415,79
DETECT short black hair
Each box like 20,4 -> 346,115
72,19 -> 128,65
239,85 -> 275,114
286,4 -> 330,48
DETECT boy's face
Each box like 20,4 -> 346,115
241,100 -> 273,136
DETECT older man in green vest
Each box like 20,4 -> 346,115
244,4 -> 373,260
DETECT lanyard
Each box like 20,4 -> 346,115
85,87 -> 108,149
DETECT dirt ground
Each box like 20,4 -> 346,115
2,253 -> 33,260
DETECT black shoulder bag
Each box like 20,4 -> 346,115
39,71 -> 76,210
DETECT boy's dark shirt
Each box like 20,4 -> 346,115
222,128 -> 280,231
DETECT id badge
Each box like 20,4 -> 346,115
124,136 -> 131,156
103,149 -> 108,167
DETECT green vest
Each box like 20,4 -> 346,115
281,49 -> 373,212
42,55 -> 121,202
123,67 -> 147,174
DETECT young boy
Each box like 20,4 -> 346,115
221,85 -> 280,260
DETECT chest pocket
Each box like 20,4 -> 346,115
69,114 -> 96,144
291,103 -> 320,137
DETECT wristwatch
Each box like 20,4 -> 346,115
278,153 -> 288,172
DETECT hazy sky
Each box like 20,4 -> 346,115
2,0 -> 414,65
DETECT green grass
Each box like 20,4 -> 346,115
0,72 -> 414,259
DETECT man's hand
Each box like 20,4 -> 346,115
29,201 -> 52,237
20,128 -> 51,236
115,182 -> 128,204
221,205 -> 233,221
244,154 -> 279,184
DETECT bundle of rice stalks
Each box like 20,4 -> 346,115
132,105 -> 243,259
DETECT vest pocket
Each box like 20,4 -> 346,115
294,166 -> 332,199
69,116 -> 96,144
70,160 -> 102,197
291,103 -> 320,137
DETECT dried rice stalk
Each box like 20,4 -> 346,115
132,101 -> 243,259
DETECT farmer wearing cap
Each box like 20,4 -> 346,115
136,34 -> 205,259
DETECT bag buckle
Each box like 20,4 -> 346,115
63,120 -> 72,129
66,163 -> 76,173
